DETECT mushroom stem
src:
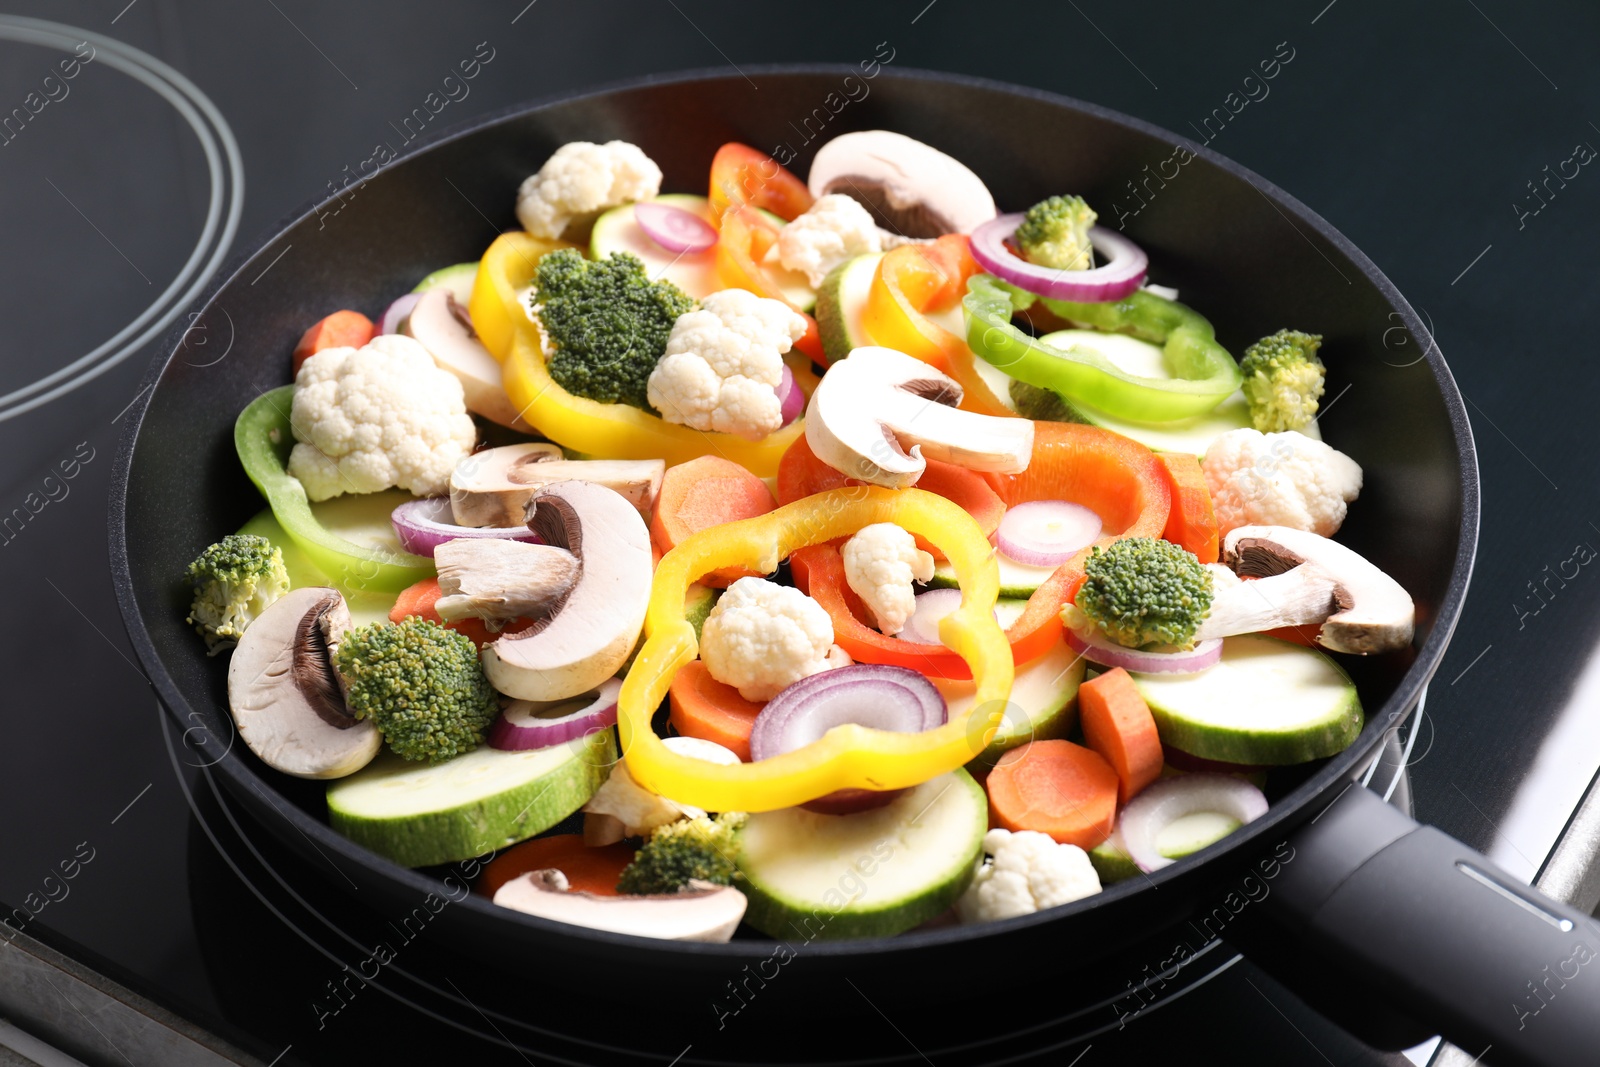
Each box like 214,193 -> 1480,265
434,539 -> 580,630
1195,566 -> 1343,643
492,869 -> 747,942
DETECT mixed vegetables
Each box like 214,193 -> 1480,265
190,129 -> 1416,943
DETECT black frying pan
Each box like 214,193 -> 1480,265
110,68 -> 1599,1066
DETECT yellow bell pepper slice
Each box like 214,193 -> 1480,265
862,239 -> 1014,417
619,487 -> 1013,812
472,230 -> 808,476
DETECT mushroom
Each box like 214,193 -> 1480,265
807,130 -> 997,238
225,587 -> 381,779
1194,525 -> 1415,654
492,869 -> 747,942
433,538 -> 580,631
404,288 -> 535,432
450,444 -> 664,527
804,346 -> 1034,488
481,479 -> 654,701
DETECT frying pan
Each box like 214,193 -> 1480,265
110,68 -> 1599,1065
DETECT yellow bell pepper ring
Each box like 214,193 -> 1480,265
618,487 -> 1014,812
473,230 -> 809,477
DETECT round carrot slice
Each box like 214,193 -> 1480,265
477,835 -> 637,898
985,740 -> 1119,849
668,660 -> 764,761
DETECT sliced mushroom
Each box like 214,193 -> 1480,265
804,345 -> 1034,488
225,587 -> 381,779
807,130 -> 997,238
404,288 -> 535,432
582,735 -> 742,844
493,869 -> 746,942
433,538 -> 580,631
450,445 -> 663,527
1194,525 -> 1415,655
481,480 -> 653,701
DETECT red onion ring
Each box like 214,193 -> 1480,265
379,292 -> 423,335
489,678 -> 621,751
390,497 -> 541,557
996,500 -> 1102,568
1119,773 -> 1267,872
777,363 -> 804,426
749,664 -> 947,815
1064,619 -> 1222,674
970,213 -> 1147,302
635,200 -> 718,255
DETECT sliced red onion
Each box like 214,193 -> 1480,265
1120,774 -> 1268,872
970,213 -> 1147,302
390,497 -> 541,557
996,500 -> 1102,567
490,678 -> 621,751
636,200 -> 718,255
777,363 -> 804,426
379,291 -> 423,335
750,664 -> 947,815
1064,619 -> 1222,674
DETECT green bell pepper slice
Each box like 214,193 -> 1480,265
963,274 -> 1243,423
234,387 -> 433,595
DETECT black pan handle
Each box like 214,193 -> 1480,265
1245,783 -> 1600,1067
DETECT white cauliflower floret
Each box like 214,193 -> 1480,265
287,334 -> 476,501
583,736 -> 740,839
957,828 -> 1102,923
699,577 -> 836,702
842,523 -> 935,635
1202,428 -> 1363,538
646,289 -> 807,441
770,193 -> 885,288
515,140 -> 662,239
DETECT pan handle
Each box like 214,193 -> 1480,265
1249,783 -> 1600,1066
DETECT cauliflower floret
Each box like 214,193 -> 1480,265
770,193 -> 885,287
287,334 -> 477,501
583,736 -> 740,839
842,523 -> 935,635
515,140 -> 662,239
698,577 -> 835,702
646,289 -> 807,441
957,828 -> 1102,924
1202,428 -> 1363,538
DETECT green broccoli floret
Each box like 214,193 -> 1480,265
616,812 -> 747,895
1013,195 -> 1098,271
1240,329 -> 1326,432
1009,379 -> 1091,423
1071,537 -> 1213,650
185,533 -> 289,654
534,249 -> 696,411
334,616 -> 498,763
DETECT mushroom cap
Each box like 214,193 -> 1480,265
808,131 -> 997,238
1222,525 -> 1415,655
450,447 -> 663,527
405,288 -> 534,431
481,480 -> 653,702
225,586 -> 381,779
492,869 -> 747,942
804,346 -> 1033,488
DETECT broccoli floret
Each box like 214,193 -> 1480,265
1009,379 -> 1092,423
534,249 -> 696,411
616,811 -> 747,895
334,616 -> 498,763
185,533 -> 289,655
1071,537 -> 1213,650
1013,195 -> 1098,271
1240,329 -> 1326,432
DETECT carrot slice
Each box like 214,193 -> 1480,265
775,433 -> 1004,559
985,740 -> 1119,849
1155,452 -> 1219,564
668,660 -> 763,761
389,576 -> 531,650
292,310 -> 375,374
476,835 -> 637,898
651,455 -> 776,586
1078,667 -> 1163,805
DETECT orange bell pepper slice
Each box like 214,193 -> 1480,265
794,421 -> 1173,677
863,236 -> 1013,416
707,142 -> 814,223
715,205 -> 824,362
